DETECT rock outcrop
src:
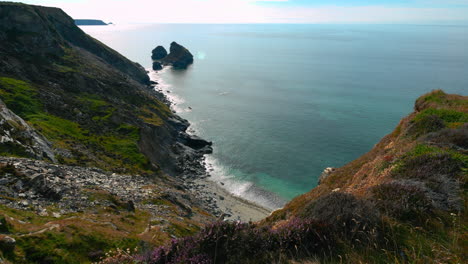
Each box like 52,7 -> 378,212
151,45 -> 168,60
0,99 -> 55,162
151,42 -> 194,70
161,42 -> 194,69
0,3 -> 149,84
152,61 -> 163,70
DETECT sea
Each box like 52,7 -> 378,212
81,24 -> 468,210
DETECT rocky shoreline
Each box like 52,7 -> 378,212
148,71 -> 271,222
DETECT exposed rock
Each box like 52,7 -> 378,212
0,99 -> 56,162
318,167 -> 335,185
151,46 -> 168,60
0,235 -> 16,252
0,3 -> 149,84
152,61 -> 163,71
179,134 -> 212,151
161,42 -> 194,69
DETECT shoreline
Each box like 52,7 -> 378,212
149,68 -> 272,222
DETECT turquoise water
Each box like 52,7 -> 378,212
82,24 -> 468,209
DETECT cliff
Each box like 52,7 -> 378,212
107,91 -> 466,263
0,3 -> 216,263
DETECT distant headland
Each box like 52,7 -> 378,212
74,19 -> 108,26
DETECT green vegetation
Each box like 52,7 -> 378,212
415,108 -> 468,126
0,77 -> 153,173
0,77 -> 42,117
416,89 -> 468,109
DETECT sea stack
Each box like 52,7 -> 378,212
151,42 -> 194,70
151,46 -> 168,60
162,42 -> 194,69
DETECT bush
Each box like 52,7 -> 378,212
392,153 -> 464,181
135,220 -> 333,264
300,192 -> 380,244
422,125 -> 468,149
407,114 -> 445,137
0,216 -> 12,233
371,181 -> 433,224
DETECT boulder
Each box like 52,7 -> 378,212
0,99 -> 56,162
0,235 -> 16,252
179,134 -> 212,150
161,42 -> 194,69
152,61 -> 163,71
151,46 -> 168,60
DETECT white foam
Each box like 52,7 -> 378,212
148,68 -> 284,211
203,155 -> 284,210
148,68 -> 189,113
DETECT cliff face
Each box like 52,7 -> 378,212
0,3 -> 148,84
0,3 -> 215,263
0,2 -> 197,174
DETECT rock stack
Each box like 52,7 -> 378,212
151,42 -> 194,70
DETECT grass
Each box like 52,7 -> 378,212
414,108 -> 468,126
416,90 -> 468,110
28,113 -> 88,142
0,77 -> 152,173
0,77 -> 42,117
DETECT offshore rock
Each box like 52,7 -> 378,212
152,61 -> 163,71
161,42 -> 194,69
151,45 -> 168,60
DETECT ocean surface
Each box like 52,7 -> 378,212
82,24 -> 468,210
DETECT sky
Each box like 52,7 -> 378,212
6,0 -> 468,24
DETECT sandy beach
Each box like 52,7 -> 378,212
194,176 -> 272,222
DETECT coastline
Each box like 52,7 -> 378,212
149,68 -> 272,222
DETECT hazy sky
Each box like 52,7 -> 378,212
7,0 -> 468,24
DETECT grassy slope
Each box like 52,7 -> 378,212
0,4 -> 210,263
263,90 -> 467,263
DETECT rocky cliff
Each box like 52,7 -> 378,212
0,3 -> 216,263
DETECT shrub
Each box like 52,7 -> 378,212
407,114 -> 445,137
371,181 -> 433,224
0,216 -> 12,233
422,125 -> 468,149
392,153 -> 464,181
136,220 -> 333,264
300,192 -> 380,245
